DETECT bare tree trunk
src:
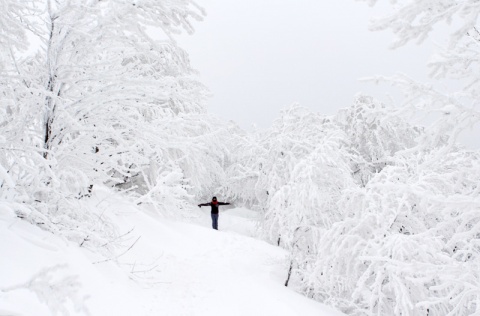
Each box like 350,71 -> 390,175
284,260 -> 293,287
43,82 -> 55,159
43,14 -> 57,160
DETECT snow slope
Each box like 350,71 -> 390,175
1,188 -> 344,316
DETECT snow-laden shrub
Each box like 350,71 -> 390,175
305,149 -> 480,315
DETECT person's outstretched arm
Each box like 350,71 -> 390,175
218,202 -> 230,205
198,202 -> 211,208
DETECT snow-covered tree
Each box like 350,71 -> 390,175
268,2 -> 480,314
0,0 -> 224,248
303,147 -> 480,315
224,104 -> 355,287
358,0 -> 480,151
229,97 -> 479,315
337,94 -> 421,186
221,129 -> 265,207
36,0 -> 207,186
255,105 -> 354,245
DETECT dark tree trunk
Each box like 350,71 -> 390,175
284,260 -> 293,287
43,18 -> 57,160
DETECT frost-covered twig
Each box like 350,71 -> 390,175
93,235 -> 141,265
2,264 -> 90,315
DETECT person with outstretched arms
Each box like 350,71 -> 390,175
198,196 -> 230,230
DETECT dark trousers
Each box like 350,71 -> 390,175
211,213 -> 219,230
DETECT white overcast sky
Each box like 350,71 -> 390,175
177,1 -> 479,147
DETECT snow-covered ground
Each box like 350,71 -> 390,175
1,188 -> 343,316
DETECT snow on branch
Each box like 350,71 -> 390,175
2,264 -> 90,315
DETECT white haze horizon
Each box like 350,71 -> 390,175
177,1 -> 480,149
